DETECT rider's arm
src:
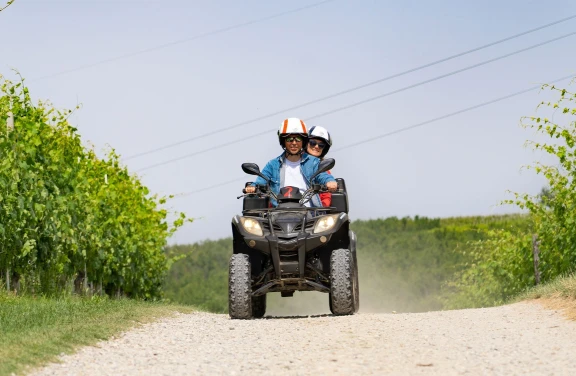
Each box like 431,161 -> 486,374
314,171 -> 336,185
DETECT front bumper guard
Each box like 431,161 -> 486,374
252,278 -> 330,297
246,232 -> 334,278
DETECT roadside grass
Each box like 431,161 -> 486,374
515,273 -> 576,320
0,291 -> 194,376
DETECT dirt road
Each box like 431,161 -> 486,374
32,302 -> 576,375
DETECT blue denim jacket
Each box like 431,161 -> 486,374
252,152 -> 335,207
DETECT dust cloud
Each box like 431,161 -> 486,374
265,256 -> 434,316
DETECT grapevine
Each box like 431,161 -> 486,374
0,73 -> 189,298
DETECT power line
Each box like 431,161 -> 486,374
28,0 -> 337,82
331,75 -> 574,153
174,177 -> 249,196
137,128 -> 273,171
135,31 -> 576,172
125,13 -> 576,161
170,73 -> 574,198
34,1 -> 162,2
306,32 -> 576,121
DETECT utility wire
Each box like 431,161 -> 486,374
29,0 -> 337,82
125,14 -> 576,160
135,31 -> 576,172
173,177 -> 249,197
331,75 -> 574,153
22,1 -> 160,3
305,32 -> 576,121
170,73 -> 574,198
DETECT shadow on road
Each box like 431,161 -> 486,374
261,314 -> 334,320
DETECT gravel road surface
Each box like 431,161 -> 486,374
31,302 -> 576,375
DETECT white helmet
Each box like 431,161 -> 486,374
307,125 -> 332,158
277,117 -> 308,148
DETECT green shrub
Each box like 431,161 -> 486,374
444,79 -> 576,307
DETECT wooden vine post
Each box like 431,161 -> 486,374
532,234 -> 541,285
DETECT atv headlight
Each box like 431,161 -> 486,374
313,214 -> 339,233
240,217 -> 263,236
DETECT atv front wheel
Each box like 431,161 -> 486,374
329,249 -> 355,315
229,254 -> 252,319
252,294 -> 267,318
352,250 -> 360,313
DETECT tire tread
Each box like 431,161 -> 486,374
330,249 -> 355,315
229,254 -> 252,319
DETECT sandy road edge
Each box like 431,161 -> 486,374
531,297 -> 576,321
18,308 -> 196,376
25,301 -> 576,376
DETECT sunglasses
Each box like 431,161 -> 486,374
308,139 -> 326,149
285,136 -> 303,143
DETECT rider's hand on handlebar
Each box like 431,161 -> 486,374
326,181 -> 338,192
245,186 -> 256,194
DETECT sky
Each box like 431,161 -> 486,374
1,0 -> 575,244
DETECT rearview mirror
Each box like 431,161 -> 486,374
311,158 -> 335,181
241,163 -> 270,182
242,163 -> 260,176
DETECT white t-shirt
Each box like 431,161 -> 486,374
284,159 -> 309,206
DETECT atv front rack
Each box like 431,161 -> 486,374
242,206 -> 336,213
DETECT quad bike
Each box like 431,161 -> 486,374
229,158 -> 359,319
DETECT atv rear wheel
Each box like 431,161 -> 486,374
229,254 -> 252,319
252,294 -> 267,318
329,249 -> 355,315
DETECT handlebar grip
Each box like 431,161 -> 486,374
312,184 -> 329,192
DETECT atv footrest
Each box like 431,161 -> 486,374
304,279 -> 330,293
252,280 -> 278,297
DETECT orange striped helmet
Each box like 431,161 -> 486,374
278,118 -> 308,147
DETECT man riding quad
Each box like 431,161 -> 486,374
230,118 -> 359,319
244,118 -> 338,205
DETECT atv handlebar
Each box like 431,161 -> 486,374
310,183 -> 329,192
238,184 -> 277,201
239,183 -> 332,203
298,184 -> 337,205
